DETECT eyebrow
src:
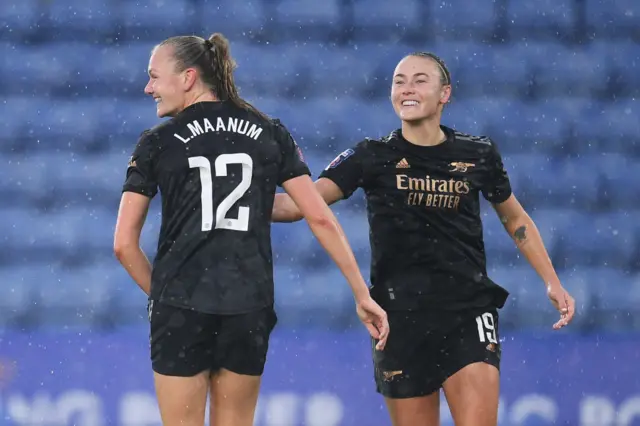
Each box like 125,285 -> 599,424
394,72 -> 429,79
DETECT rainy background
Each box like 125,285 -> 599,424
0,0 -> 639,425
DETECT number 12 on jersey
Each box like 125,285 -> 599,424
188,154 -> 253,232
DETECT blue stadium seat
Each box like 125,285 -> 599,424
276,0 -> 340,28
36,264 -> 114,325
566,267 -> 634,330
47,0 -> 116,36
529,208 -> 577,258
303,44 -> 375,98
0,266 -> 34,324
533,45 -> 610,98
606,42 -> 640,98
121,0 -> 196,38
0,0 -> 42,39
87,43 -> 155,96
353,0 -> 420,28
442,43 -> 497,97
506,0 -> 575,37
274,265 -> 355,327
89,259 -> 149,323
198,0 -> 267,39
232,42 -> 302,97
430,0 -> 497,39
598,153 -> 640,209
627,274 -> 640,330
555,212 -> 636,268
586,0 -> 639,34
45,151 -> 128,197
489,266 -> 557,329
506,154 -> 600,209
0,45 -> 75,95
0,155 -> 50,203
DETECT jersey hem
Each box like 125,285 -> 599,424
150,297 -> 274,316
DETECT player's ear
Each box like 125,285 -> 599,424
182,67 -> 198,91
440,85 -> 452,105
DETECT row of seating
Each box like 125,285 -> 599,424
1,97 -> 638,157
0,150 -> 638,209
2,41 -> 638,99
1,261 -> 638,331
0,203 -> 637,267
2,0 -> 637,42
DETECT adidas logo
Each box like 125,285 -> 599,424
396,158 -> 410,169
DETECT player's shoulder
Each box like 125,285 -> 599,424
447,126 -> 498,155
355,129 -> 401,151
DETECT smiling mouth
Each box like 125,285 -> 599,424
402,100 -> 419,106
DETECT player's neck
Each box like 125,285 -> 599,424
401,117 -> 445,147
182,90 -> 219,110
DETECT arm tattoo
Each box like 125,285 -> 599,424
513,225 -> 527,243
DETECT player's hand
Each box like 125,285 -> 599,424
547,284 -> 575,330
356,297 -> 389,351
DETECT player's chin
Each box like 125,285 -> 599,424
156,104 -> 173,118
399,111 -> 428,123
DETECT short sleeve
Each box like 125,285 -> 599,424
481,140 -> 512,204
275,122 -> 311,186
122,131 -> 158,198
318,142 -> 366,199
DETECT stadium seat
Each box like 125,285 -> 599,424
0,0 -> 42,40
506,0 -> 576,39
121,0 -> 196,39
353,0 -> 421,35
566,267 -> 634,330
430,0 -> 497,40
47,0 -> 116,38
0,266 -> 35,325
585,0 -> 639,36
198,0 -> 267,40
35,264 -> 114,326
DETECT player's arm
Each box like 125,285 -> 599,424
282,175 -> 388,348
114,192 -> 153,295
482,140 -> 575,328
114,132 -> 158,296
272,178 -> 343,223
272,146 -> 365,223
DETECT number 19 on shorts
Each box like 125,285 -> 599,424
189,154 -> 253,232
476,312 -> 498,344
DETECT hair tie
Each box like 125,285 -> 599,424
203,39 -> 213,50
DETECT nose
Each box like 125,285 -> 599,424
144,80 -> 153,95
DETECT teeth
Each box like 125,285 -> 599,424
155,98 -> 161,103
402,100 -> 418,106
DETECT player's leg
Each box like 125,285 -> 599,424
384,393 -> 441,426
374,311 -> 441,426
149,300 -> 215,425
209,305 -> 278,426
441,309 -> 502,426
209,369 -> 262,426
154,372 -> 209,425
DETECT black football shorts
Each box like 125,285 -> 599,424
148,300 -> 277,377
373,308 -> 501,398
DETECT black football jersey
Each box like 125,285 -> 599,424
122,101 -> 310,314
320,126 -> 511,312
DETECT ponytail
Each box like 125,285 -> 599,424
206,33 -> 269,120
159,32 -> 269,120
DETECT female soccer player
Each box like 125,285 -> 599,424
271,52 -> 576,426
113,33 -> 389,426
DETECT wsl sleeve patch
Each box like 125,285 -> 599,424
326,148 -> 355,170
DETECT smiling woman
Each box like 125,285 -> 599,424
114,32 -> 389,426
271,51 -> 576,426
